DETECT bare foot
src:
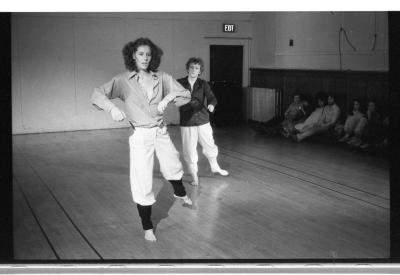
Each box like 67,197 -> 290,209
211,168 -> 229,176
144,229 -> 156,242
173,194 -> 193,205
190,176 -> 199,186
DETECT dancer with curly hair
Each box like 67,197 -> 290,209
91,38 -> 192,242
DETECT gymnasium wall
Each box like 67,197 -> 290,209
12,12 -> 253,134
12,12 -> 389,134
251,12 -> 388,71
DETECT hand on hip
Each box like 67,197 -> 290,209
110,107 -> 126,121
157,100 -> 169,113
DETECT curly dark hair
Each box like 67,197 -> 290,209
185,57 -> 205,73
122,38 -> 163,72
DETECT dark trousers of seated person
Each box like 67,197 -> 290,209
363,124 -> 384,145
137,179 -> 186,230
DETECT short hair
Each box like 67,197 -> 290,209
293,93 -> 302,100
315,91 -> 328,103
367,99 -> 379,111
185,57 -> 205,73
122,38 -> 163,72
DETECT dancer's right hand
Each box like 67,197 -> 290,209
157,100 -> 169,113
110,106 -> 126,121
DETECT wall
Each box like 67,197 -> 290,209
12,12 -> 253,134
13,12 -> 389,134
251,12 -> 389,71
251,12 -> 276,68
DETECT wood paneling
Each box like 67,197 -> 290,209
250,68 -> 389,121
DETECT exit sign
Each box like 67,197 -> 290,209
223,24 -> 236,33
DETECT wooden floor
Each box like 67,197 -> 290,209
12,125 -> 390,260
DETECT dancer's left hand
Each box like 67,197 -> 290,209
207,104 -> 214,113
159,125 -> 168,135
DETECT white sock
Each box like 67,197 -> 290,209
213,168 -> 229,176
174,194 -> 193,205
209,159 -> 229,176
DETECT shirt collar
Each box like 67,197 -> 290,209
128,70 -> 159,80
186,76 -> 202,87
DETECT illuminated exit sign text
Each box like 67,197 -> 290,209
223,24 -> 236,33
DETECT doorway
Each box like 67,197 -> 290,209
209,45 -> 243,126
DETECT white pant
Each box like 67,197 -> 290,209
180,123 -> 219,166
129,126 -> 183,206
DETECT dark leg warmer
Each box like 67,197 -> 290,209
169,179 -> 186,197
136,204 -> 153,230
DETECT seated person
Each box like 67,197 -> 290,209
377,115 -> 389,148
294,94 -> 341,142
336,99 -> 365,142
294,92 -> 327,134
354,100 -> 385,148
281,93 -> 307,137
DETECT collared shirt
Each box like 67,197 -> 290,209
177,77 -> 217,126
91,70 -> 191,128
285,102 -> 306,121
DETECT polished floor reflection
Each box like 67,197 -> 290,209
13,125 -> 389,260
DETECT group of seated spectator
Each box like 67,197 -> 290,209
335,99 -> 389,149
263,91 -> 389,150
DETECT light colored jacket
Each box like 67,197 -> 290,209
91,70 -> 191,128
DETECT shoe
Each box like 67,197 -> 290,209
282,131 -> 290,138
360,143 -> 370,149
346,137 -> 358,145
348,137 -> 362,147
338,135 -> 350,142
173,194 -> 193,205
352,139 -> 362,147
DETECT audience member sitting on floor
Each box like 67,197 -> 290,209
336,99 -> 365,143
377,115 -> 389,148
355,100 -> 385,149
293,92 -> 327,135
281,93 -> 308,137
294,94 -> 341,142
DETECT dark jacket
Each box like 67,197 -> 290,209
177,77 -> 218,126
